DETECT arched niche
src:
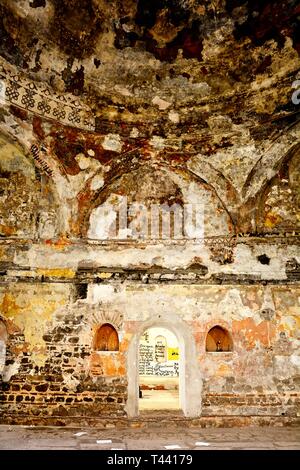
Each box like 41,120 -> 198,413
94,323 -> 119,351
206,326 -> 233,352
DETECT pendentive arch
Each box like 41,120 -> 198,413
0,129 -> 62,238
79,160 -> 237,238
242,140 -> 300,201
187,156 -> 241,220
255,146 -> 300,232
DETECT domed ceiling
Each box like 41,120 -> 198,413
0,0 -> 299,238
0,1 -> 299,127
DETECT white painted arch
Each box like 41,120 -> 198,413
125,315 -> 202,418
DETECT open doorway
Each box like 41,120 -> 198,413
139,327 -> 180,411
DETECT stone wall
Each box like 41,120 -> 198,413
0,276 -> 299,425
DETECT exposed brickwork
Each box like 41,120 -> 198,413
0,282 -> 299,424
0,306 -> 127,423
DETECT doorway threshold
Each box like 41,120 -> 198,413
138,410 -> 185,419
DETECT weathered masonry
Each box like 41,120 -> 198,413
0,0 -> 299,427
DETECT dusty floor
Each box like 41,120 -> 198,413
0,425 -> 299,450
139,389 -> 179,410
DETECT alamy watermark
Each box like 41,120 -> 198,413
89,197 -> 205,242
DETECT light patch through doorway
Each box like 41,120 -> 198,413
139,327 -> 179,411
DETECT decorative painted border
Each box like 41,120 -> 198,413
0,59 -> 95,131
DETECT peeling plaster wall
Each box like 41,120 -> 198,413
0,134 -> 59,239
0,281 -> 299,424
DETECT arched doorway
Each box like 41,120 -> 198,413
126,316 -> 202,418
139,327 -> 180,411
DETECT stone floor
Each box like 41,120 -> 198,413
0,425 -> 299,450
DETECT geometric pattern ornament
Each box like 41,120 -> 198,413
0,58 -> 95,131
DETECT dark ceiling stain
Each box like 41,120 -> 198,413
115,18 -> 204,62
229,0 -> 300,53
255,55 -> 272,75
135,0 -> 190,30
146,20 -> 204,62
0,6 -> 28,68
29,0 -> 47,7
50,0 -> 103,59
114,0 -> 204,62
114,25 -> 139,50
93,58 -> 101,69
62,59 -> 85,95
